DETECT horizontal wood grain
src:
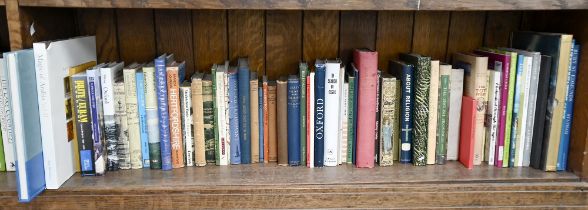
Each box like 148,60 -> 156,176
419,0 -> 588,10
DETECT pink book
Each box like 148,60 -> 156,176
353,49 -> 378,168
459,96 -> 477,169
473,50 -> 510,167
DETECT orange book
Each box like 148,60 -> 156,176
167,62 -> 185,168
459,96 -> 476,169
263,77 -> 269,163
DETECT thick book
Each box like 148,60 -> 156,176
558,42 -> 580,171
299,63 -> 308,165
459,96 -> 477,169
511,31 -> 574,171
142,63 -> 162,169
5,50 -> 46,202
101,62 -> 125,171
354,50 -> 379,168
308,73 -> 315,167
427,60 -> 440,165
167,62 -> 185,168
484,69 -> 501,166
389,60 -> 414,163
250,72 -> 260,163
324,60 -> 341,166
400,53 -> 431,166
155,54 -> 174,170
213,63 -> 229,165
379,75 -> 397,166
114,78 -> 130,170
436,64 -> 451,165
227,67 -> 241,164
268,82 -> 278,162
277,78 -> 288,166
314,60 -> 326,167
262,77 -> 269,163
180,81 -> 193,166
452,53 -> 488,166
135,69 -> 150,168
192,73 -> 206,166
346,70 -> 355,163
202,75 -> 216,164
447,68 -> 464,161
71,72 -> 95,175
238,58 -> 251,164
86,64 -> 107,174
259,86 -> 264,162
123,63 -> 143,169
288,75 -> 301,166
33,36 -> 96,189
530,56 -> 552,169
0,58 -> 15,172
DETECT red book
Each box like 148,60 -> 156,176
353,49 -> 378,168
459,96 -> 477,169
306,75 -> 311,168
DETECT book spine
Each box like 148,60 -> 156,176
473,66 -> 488,166
314,64 -> 326,167
374,71 -> 381,164
0,63 -> 8,172
339,67 -> 346,165
288,77 -> 301,166
503,54 -> 519,168
558,43 -> 579,171
268,84 -> 278,162
496,57 -> 509,168
436,69 -> 451,165
341,82 -> 348,163
277,80 -> 288,166
515,57 -> 532,167
114,81 -> 130,169
347,75 -> 355,163
180,86 -> 193,166
324,63 -> 340,167
224,71 -> 231,165
509,55 -> 524,167
136,72 -> 150,168
352,68 -> 359,164
447,69 -> 464,161
238,65 -> 251,164
192,78 -> 205,166
155,58 -> 172,170
308,74 -> 314,167
522,54 -> 540,167
167,67 -> 184,168
394,80 -> 401,161
354,50 -> 379,168
250,77 -> 259,163
427,61 -> 440,165
379,77 -> 396,166
459,96 -> 477,169
485,71 -> 501,166
259,87 -> 264,163
124,69 -> 143,169
228,72 -> 241,164
72,75 -> 95,175
299,63 -> 307,166
263,81 -> 269,163
413,57 -> 431,166
143,67 -> 161,169
215,70 -> 228,165
202,80 -> 215,165
101,69 -> 119,171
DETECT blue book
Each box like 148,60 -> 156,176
509,54 -> 525,167
136,71 -> 150,168
155,54 -> 173,170
238,58 -> 251,164
557,42 -> 580,171
259,86 -> 264,162
314,60 -> 326,167
389,61 -> 414,163
228,67 -> 241,164
86,64 -> 107,175
5,50 -> 46,202
288,75 -> 301,166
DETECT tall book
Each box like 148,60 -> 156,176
511,31 -> 574,171
123,63 -> 143,169
262,77 -> 269,163
324,60 -> 341,166
213,63 -> 229,165
452,53 -> 488,166
501,52 -> 519,168
71,72 -> 95,175
514,55 -> 533,167
299,63 -> 308,165
341,82 -> 348,164
154,54 -> 174,170
180,81 -> 193,166
143,63 -> 162,169
346,70 -> 355,163
227,67 -> 241,164
238,58 -> 251,164
379,75 -> 397,166
167,62 -> 185,168
447,68 -> 464,161
259,86 -> 264,162
352,65 -> 359,165
339,66 -> 346,165
530,56 -> 552,169
287,75 -> 301,166
135,69 -> 150,168
101,62 -> 125,171
314,60 -> 326,167
0,58 -> 15,172
277,78 -> 288,166
507,54 -> 525,167
459,96 -> 477,169
374,70 -> 381,164
558,42 -> 580,171
389,60 -> 414,163
427,60 -> 440,164
484,69 -> 501,166
354,50 -> 379,168
86,64 -> 107,174
250,72 -> 260,163
400,53 -> 431,166
33,36 -> 96,189
308,73 -> 315,167
114,78 -> 130,169
436,64 -> 451,164
192,73 -> 206,166
202,75 -> 215,165
223,64 -> 231,165
268,82 -> 278,162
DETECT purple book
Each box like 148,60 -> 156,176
474,50 -> 510,168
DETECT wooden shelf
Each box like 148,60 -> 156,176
16,0 -> 588,10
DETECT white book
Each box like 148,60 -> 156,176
447,68 -> 464,160
485,70 -> 501,165
180,82 -> 194,166
427,60 -> 440,164
33,36 -> 96,189
309,72 -> 315,168
515,56 -> 533,167
101,62 -> 125,170
123,63 -> 143,169
324,60 -> 341,167
337,66 -> 345,165
215,64 -> 229,165
0,58 -> 16,171
341,82 -> 348,164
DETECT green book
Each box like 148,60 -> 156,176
347,73 -> 355,163
503,51 -> 518,168
211,64 -> 220,165
0,129 -> 4,171
400,53 -> 431,166
436,64 -> 451,165
202,75 -> 216,164
299,62 -> 307,166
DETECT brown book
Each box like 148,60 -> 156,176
277,78 -> 288,166
167,62 -> 185,168
250,72 -> 260,163
191,73 -> 206,166
263,77 -> 269,163
268,82 -> 278,162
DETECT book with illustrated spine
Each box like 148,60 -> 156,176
213,63 -> 229,165
86,64 -> 107,174
379,75 -> 397,166
71,72 -> 94,175
142,63 -> 161,169
123,63 -> 143,169
180,81 -> 194,166
101,62 -> 125,171
155,54 -> 174,170
114,78 -> 130,169
340,82 -> 348,164
191,73 -> 206,166
202,75 -> 215,165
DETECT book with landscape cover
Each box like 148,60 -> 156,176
167,61 -> 185,168
268,82 -> 278,162
427,60 -> 440,165
277,78 -> 288,166
314,60 -> 326,167
530,55 -> 552,169
101,62 -> 124,171
436,64 -> 451,165
114,78 -> 130,169
71,72 -> 95,175
180,81 -> 193,166
288,75 -> 301,166
123,63 -> 143,169
143,63 -> 161,169
324,60 -> 341,167
459,96 -> 477,169
389,60 -> 414,163
228,67 -> 241,164
250,72 -> 260,163
155,54 -> 174,170
447,68 -> 464,161
238,58 -> 251,164
202,74 -> 215,164
192,73 -> 206,166
135,69 -> 150,168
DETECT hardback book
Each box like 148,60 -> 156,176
354,49 -> 379,168
202,74 -> 216,164
71,72 -> 95,175
268,81 -> 278,162
167,61 -> 185,168
308,72 -> 315,167
341,82 -> 348,164
142,63 -> 162,169
114,78 -> 130,169
277,78 -> 288,166
191,73 -> 206,166
500,51 -> 519,168
508,54 -> 526,167
511,31 -> 574,171
123,63 -> 143,169
262,76 -> 269,163
154,54 -> 174,170
180,81 -> 194,167
558,42 -> 580,171
86,63 -> 107,174
324,60 -> 341,167
101,62 -> 125,171
530,56 -> 552,169
223,63 -> 231,165
427,60 -> 440,165
389,60 -> 414,163
250,72 -> 260,163
338,66 -> 346,165
459,96 -> 477,169
259,86 -> 264,163
346,70 -> 355,163
374,70 -> 381,164
287,75 -> 301,166
135,69 -> 150,168
400,53 -> 431,166
514,55 -> 533,167
314,60 -> 326,167
5,50 -> 46,202
436,64 -> 451,165
33,36 -> 96,189
447,68 -> 464,161
0,58 -> 15,172
299,63 -> 308,165
213,63 -> 229,165
238,58 -> 251,164
484,69 -> 501,166
452,53 -> 488,166
379,75 -> 397,166
227,67 -> 241,165
351,65 -> 359,164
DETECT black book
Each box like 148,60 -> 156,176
530,55 -> 552,169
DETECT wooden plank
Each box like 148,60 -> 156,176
376,11 -> 414,71
193,10 -> 227,72
228,10 -> 264,74
411,11 -> 450,61
339,11 -> 377,65
78,9 -> 119,63
154,9 -> 195,75
265,11 -> 302,79
483,11 -> 522,48
116,9 -> 156,63
5,0 -> 24,50
0,6 -> 11,52
445,11 -> 486,62
419,0 -> 588,10
302,10 -> 339,67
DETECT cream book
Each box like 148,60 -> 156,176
427,60 -> 440,164
123,63 -> 143,169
